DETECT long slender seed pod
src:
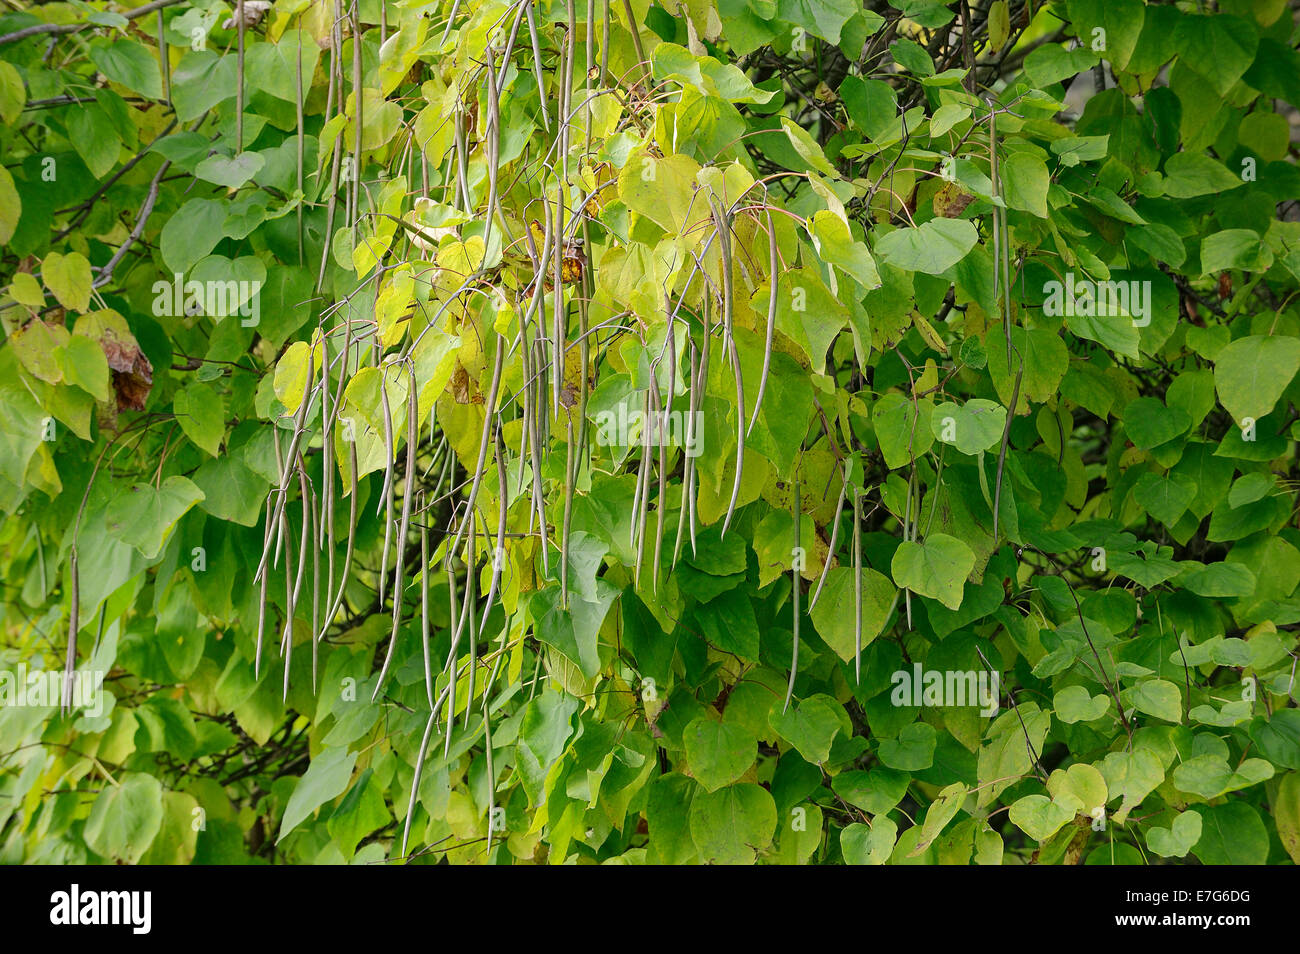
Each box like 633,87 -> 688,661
463,516 -> 477,731
444,547 -> 461,734
62,549 -> 78,714
690,300 -> 712,555
373,363 -> 420,700
853,487 -> 863,684
712,202 -> 745,538
402,703 -> 438,858
551,188 -> 565,419
620,0 -> 648,86
672,341 -> 699,567
482,45 -> 503,253
158,10 -> 170,104
255,491 -> 273,677
600,0 -> 610,83
420,494 -> 433,708
784,479 -> 800,713
320,441 -> 360,640
525,1 -> 550,131
748,206 -> 779,436
496,1 -> 527,92
441,0 -> 464,43
401,653 -> 472,857
281,475 -> 296,702
350,0 -> 363,241
235,0 -> 245,151
529,338 -> 551,573
653,317 -> 674,584
560,414 -> 575,606
479,426 -> 509,632
310,481 -> 320,692
482,679 -> 496,861
809,465 -> 848,611
292,462 -> 311,607
320,325 -> 334,552
647,364 -> 665,591
632,390 -> 652,586
447,332 -> 505,559
256,350 -> 315,584
377,370 -> 395,608
295,19 -> 305,261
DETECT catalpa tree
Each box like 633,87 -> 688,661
0,0 -> 1298,866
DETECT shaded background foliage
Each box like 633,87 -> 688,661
1,0 -> 1299,864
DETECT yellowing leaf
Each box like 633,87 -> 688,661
42,251 -> 93,313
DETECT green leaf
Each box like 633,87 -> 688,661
161,198 -> 228,274
891,533 -> 975,610
1178,562 -> 1256,598
278,746 -> 358,843
1161,153 -> 1245,199
780,117 -> 836,176
878,722 -> 936,771
693,588 -> 761,662
89,38 -> 163,98
1120,679 -> 1182,723
1146,811 -> 1202,858
84,773 -> 164,864
1099,748 -> 1165,822
1122,396 -> 1190,449
1000,152 -> 1050,218
0,165 -> 20,245
1175,13 -> 1259,96
58,335 -> 110,401
192,455 -> 267,527
1249,711 -> 1300,770
841,818 -> 897,864
173,381 -> 226,457
42,251 -> 93,312
195,151 -> 266,189
808,566 -> 897,662
1190,802 -> 1269,865
912,783 -> 967,853
1172,755 -> 1273,800
684,717 -> 758,792
840,76 -> 898,141
808,211 -> 881,291
1053,685 -> 1110,723
104,476 -> 205,560
1023,44 -> 1100,86
987,326 -> 1069,410
688,782 -> 777,864
1214,334 -> 1300,424
1200,229 -> 1270,274
0,61 -> 24,126
65,103 -> 120,179
1067,0 -> 1145,71
1008,793 -> 1080,842
775,0 -> 857,44
326,769 -> 391,859
1275,772 -> 1300,864
875,218 -> 979,274
768,694 -> 844,764
931,399 -> 1006,454
754,267 -> 847,374
873,392 -> 934,469
1132,472 -> 1197,527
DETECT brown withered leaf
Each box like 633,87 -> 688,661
933,181 -> 976,219
114,360 -> 153,411
72,310 -> 154,411
451,363 -> 470,404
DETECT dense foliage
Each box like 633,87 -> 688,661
1,0 -> 1299,865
